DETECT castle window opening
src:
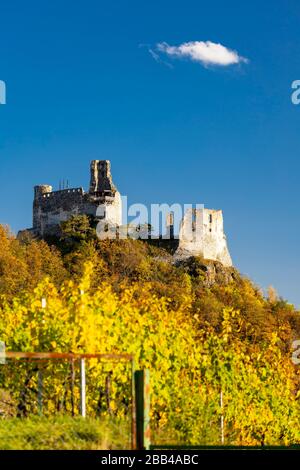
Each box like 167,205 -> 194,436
192,209 -> 197,232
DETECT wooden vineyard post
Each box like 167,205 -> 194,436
0,341 -> 5,365
220,390 -> 224,445
80,358 -> 86,417
37,368 -> 43,415
70,358 -> 75,416
134,369 -> 150,450
131,360 -> 136,450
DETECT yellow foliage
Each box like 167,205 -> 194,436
0,263 -> 300,445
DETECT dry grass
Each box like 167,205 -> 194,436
0,415 -> 131,450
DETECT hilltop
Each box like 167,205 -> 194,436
2,219 -> 300,347
1,219 -> 300,445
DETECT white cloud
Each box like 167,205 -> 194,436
157,41 -> 248,67
148,48 -> 173,69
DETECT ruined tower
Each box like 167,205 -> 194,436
89,160 -> 116,195
175,208 -> 232,266
31,160 -> 122,237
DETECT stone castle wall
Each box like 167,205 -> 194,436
175,208 -> 232,266
32,160 -> 122,237
25,159 -> 232,266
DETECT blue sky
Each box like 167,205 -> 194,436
0,0 -> 300,306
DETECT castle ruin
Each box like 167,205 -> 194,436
32,160 -> 122,237
24,160 -> 232,266
175,208 -> 232,267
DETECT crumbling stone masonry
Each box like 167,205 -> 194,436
174,208 -> 232,267
22,160 -> 232,266
31,160 -> 122,237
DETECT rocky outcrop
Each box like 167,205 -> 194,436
175,256 -> 237,287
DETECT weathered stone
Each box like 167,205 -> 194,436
174,256 -> 236,287
31,160 -> 122,237
21,160 -> 233,268
174,208 -> 232,267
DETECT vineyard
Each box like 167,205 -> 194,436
1,222 -> 300,447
